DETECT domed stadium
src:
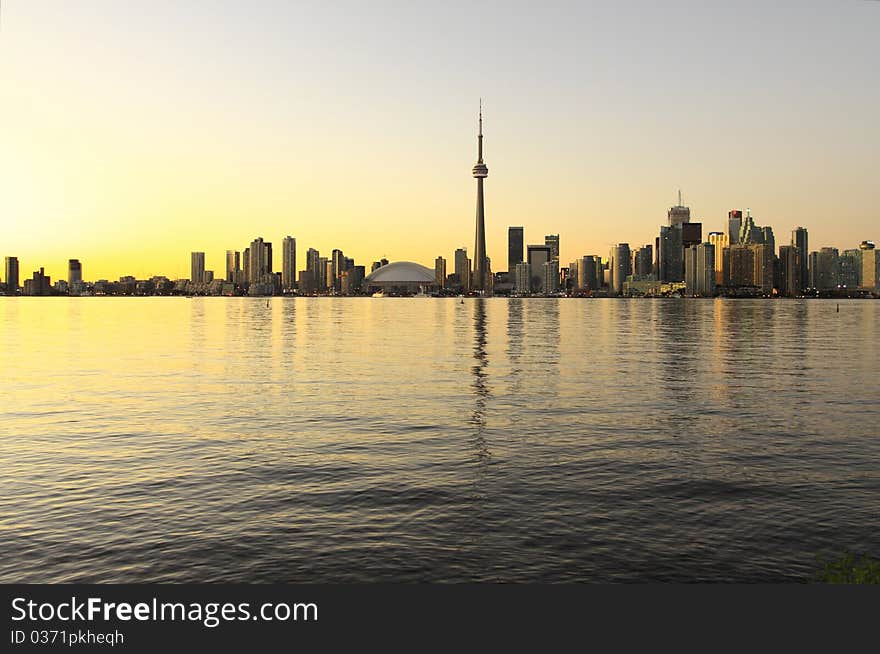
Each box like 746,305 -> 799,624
363,261 -> 436,295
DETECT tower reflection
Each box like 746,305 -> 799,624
470,298 -> 491,463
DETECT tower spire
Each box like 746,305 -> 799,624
478,98 -> 484,163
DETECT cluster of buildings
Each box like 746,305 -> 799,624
3,109 -> 878,299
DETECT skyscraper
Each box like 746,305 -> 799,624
707,232 -> 728,285
508,226 -> 524,274
792,227 -> 808,292
191,252 -> 205,283
610,243 -> 632,295
68,259 -> 82,285
514,262 -> 531,294
434,256 -> 446,288
728,210 -> 743,245
810,247 -> 839,290
542,260 -> 559,295
471,102 -> 489,293
226,250 -> 240,283
657,225 -> 684,282
684,242 -> 715,297
454,247 -> 471,292
668,191 -> 690,226
526,244 -> 551,293
634,245 -> 653,278
331,249 -> 346,292
248,238 -> 271,285
861,241 -> 879,291
779,245 -> 800,296
306,248 -> 321,285
281,237 -> 296,290
545,234 -> 560,262
5,257 -> 20,293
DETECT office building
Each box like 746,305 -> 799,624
226,250 -> 240,283
792,227 -> 809,292
685,242 -> 716,296
578,256 -> 600,292
634,245 -> 653,278
707,232 -> 728,285
527,244 -> 551,293
191,252 -> 205,284
545,234 -> 560,262
779,245 -> 800,296
23,267 -> 51,296
514,262 -> 531,294
68,259 -> 82,285
657,225 -> 683,282
508,226 -> 524,274
542,260 -> 559,295
281,237 -> 296,290
4,257 -> 19,294
454,247 -> 471,292
728,210 -> 743,245
809,248 -> 839,290
610,243 -> 632,295
861,241 -> 879,291
434,256 -> 446,288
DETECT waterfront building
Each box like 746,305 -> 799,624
526,245 -> 551,294
684,242 -> 716,297
792,227 -> 809,292
281,237 -> 296,290
779,245 -> 800,296
434,256 -> 446,288
861,241 -> 879,291
226,250 -> 240,283
331,249 -> 346,292
4,257 -> 20,294
306,248 -> 321,286
657,225 -> 683,282
340,266 -> 366,295
809,248 -> 839,290
190,252 -> 205,283
471,102 -> 489,293
514,262 -> 531,294
610,243 -> 632,295
542,260 -> 559,295
508,227 -> 524,274
634,245 -> 653,278
23,267 -> 51,296
363,261 -> 436,295
247,237 -> 273,286
839,249 -> 861,288
708,232 -> 728,285
68,259 -> 82,286
578,256 -> 600,292
454,248 -> 471,292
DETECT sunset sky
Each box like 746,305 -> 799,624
1,1 -> 878,282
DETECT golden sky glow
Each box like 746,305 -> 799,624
1,2 -> 878,282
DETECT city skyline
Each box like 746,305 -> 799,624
2,2 -> 879,282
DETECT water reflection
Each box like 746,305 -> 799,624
470,298 -> 490,463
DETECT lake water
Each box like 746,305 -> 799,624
1,297 -> 878,582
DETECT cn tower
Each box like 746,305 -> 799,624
472,101 -> 489,293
